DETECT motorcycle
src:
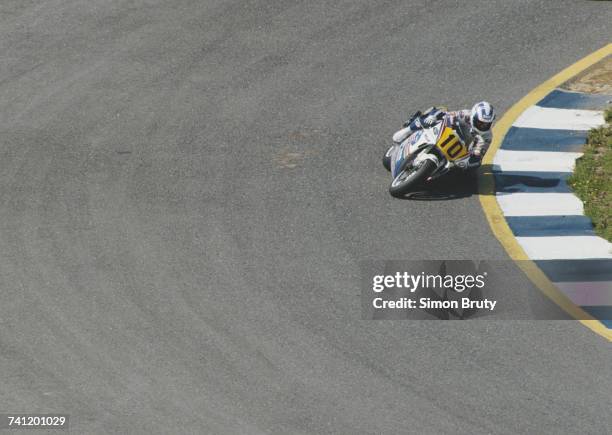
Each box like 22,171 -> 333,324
382,117 -> 472,197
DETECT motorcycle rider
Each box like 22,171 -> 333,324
392,102 -> 496,169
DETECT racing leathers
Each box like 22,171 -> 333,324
392,107 -> 492,169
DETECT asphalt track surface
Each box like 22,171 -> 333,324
1,1 -> 611,434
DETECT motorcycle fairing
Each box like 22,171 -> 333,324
391,123 -> 442,178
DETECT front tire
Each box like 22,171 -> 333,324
382,145 -> 394,171
389,159 -> 436,198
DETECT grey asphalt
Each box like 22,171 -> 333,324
0,1 -> 611,433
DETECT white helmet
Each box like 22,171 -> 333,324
471,101 -> 495,134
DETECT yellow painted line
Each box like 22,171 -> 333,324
478,43 -> 612,342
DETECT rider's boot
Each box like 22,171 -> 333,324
392,127 -> 413,144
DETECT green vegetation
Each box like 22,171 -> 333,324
568,108 -> 612,241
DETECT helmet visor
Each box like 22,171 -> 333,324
473,118 -> 492,132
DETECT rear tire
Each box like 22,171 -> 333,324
389,159 -> 436,198
382,146 -> 394,171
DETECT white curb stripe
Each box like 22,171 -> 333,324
493,150 -> 582,172
496,192 -> 583,216
482,48 -> 612,338
516,236 -> 612,260
513,106 -> 605,130
554,282 -> 612,306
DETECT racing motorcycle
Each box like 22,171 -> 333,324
382,116 -> 472,197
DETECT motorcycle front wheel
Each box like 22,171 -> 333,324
382,145 -> 394,171
388,159 -> 436,198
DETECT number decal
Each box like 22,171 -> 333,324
435,127 -> 468,161
438,135 -> 457,150
446,142 -> 463,158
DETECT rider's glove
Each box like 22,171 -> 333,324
467,154 -> 482,169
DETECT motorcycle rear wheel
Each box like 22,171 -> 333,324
389,159 -> 436,198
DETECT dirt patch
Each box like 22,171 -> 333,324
273,130 -> 320,168
562,56 -> 612,94
275,151 -> 304,169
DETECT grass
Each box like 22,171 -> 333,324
568,108 -> 612,242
